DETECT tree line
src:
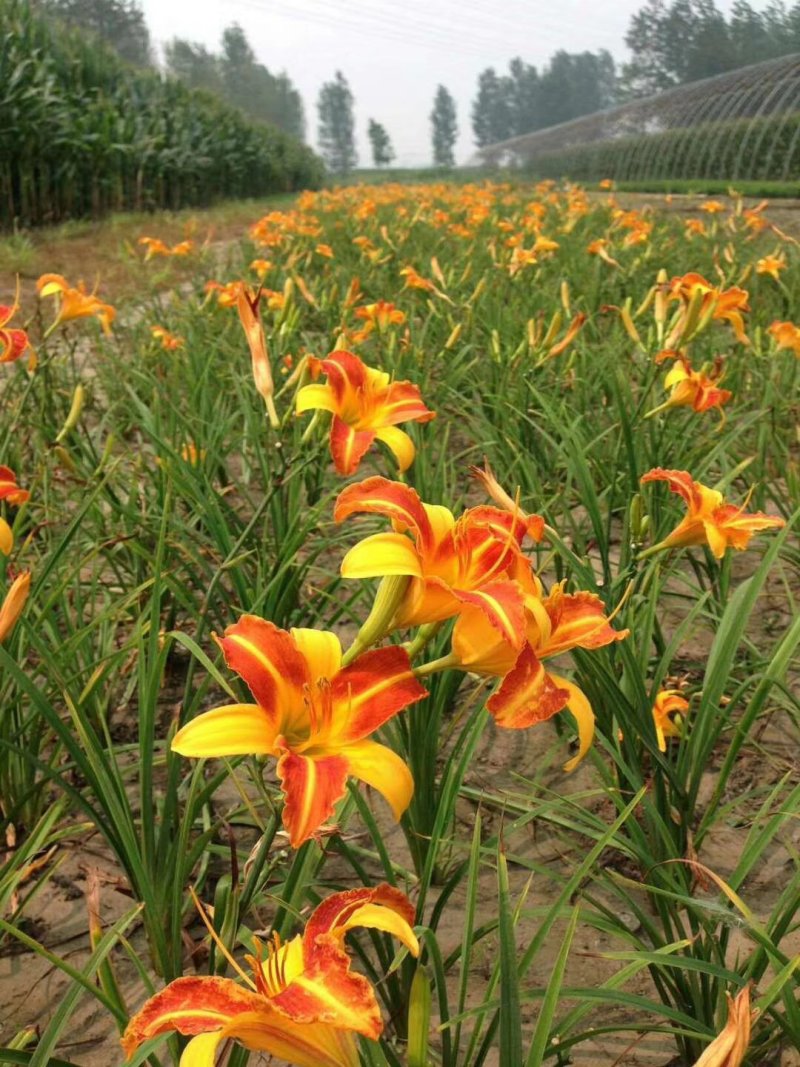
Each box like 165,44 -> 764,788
32,0 -> 800,169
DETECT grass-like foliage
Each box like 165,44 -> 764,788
0,179 -> 797,1066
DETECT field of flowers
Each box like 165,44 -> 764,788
0,180 -> 798,1066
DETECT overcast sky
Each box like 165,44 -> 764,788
139,0 -> 743,167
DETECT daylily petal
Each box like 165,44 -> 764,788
377,381 -> 436,427
340,532 -> 422,579
374,425 -> 416,471
456,579 -> 526,650
703,519 -> 729,559
549,673 -> 596,772
296,383 -> 338,415
224,1013 -> 358,1067
345,738 -> 414,820
121,976 -> 266,1056
180,1032 -> 224,1067
274,884 -> 418,1039
334,477 -> 434,550
0,518 -> 12,556
277,750 -> 350,847
220,615 -> 309,719
172,703 -> 279,758
330,644 -> 427,741
487,645 -> 570,729
538,584 -> 629,656
329,417 -> 375,476
291,628 -> 342,684
314,351 -> 369,406
452,605 -> 519,677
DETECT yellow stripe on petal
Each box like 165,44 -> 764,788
172,704 -> 277,758
375,426 -> 415,471
345,738 -> 414,820
549,674 -> 595,772
180,1032 -> 224,1067
291,628 -> 342,684
341,532 -> 422,579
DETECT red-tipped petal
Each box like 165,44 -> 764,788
539,586 -> 628,656
487,645 -> 570,729
329,417 -> 375,476
641,468 -> 700,509
273,884 -> 417,1039
220,616 -> 309,721
330,645 -> 427,741
121,976 -> 265,1058
334,476 -> 434,549
277,750 -> 350,847
378,381 -> 436,427
0,329 -> 30,364
318,351 -> 369,406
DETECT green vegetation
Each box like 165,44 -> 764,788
521,110 -> 800,184
0,0 -> 323,229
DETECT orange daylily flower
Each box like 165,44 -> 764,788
0,299 -> 33,365
767,319 -> 800,356
666,273 -> 749,346
0,467 -> 30,507
335,476 -> 542,648
651,358 -> 732,417
150,325 -> 184,351
0,572 -> 31,642
652,689 -> 689,752
139,236 -> 194,259
205,279 -> 245,308
399,266 -> 436,292
36,274 -> 115,334
755,252 -> 786,281
122,884 -> 420,1067
700,200 -> 725,214
296,352 -> 435,475
685,218 -> 707,238
353,301 -> 406,333
641,468 -> 785,558
0,467 -> 30,555
316,243 -> 334,258
172,617 -> 427,846
451,576 -> 628,770
598,178 -> 614,190
250,257 -> 273,278
138,236 -> 170,259
694,986 -> 757,1067
587,239 -> 620,268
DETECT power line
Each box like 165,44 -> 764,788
227,0 -> 620,63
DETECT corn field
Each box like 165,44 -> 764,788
0,0 -> 324,229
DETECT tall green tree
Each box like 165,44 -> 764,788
367,119 -> 394,167
317,71 -> 357,174
37,0 -> 151,66
621,0 -> 800,98
163,39 -> 223,95
471,68 -> 513,146
165,23 -> 305,140
430,84 -> 458,167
